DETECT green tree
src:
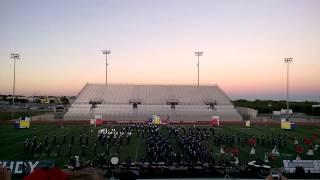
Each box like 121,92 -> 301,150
60,97 -> 70,105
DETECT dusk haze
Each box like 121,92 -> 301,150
1,0 -> 319,101
2,1 -> 320,179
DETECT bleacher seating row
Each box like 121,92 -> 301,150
73,84 -> 232,105
64,84 -> 242,121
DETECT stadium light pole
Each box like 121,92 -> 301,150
10,53 -> 20,121
195,51 -> 203,87
102,50 -> 111,86
284,57 -> 293,115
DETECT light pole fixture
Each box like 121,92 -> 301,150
10,53 -> 20,121
284,57 -> 293,115
194,51 -> 203,87
102,50 -> 111,86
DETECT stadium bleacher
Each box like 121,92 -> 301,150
64,83 -> 242,121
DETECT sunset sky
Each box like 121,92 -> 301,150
0,0 -> 319,101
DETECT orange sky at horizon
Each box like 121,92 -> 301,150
0,49 -> 319,101
0,0 -> 319,101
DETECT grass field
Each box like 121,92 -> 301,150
0,112 -> 44,121
0,124 -> 319,169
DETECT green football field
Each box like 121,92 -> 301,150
0,124 -> 319,169
0,111 -> 43,121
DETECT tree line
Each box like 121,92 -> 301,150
233,99 -> 320,116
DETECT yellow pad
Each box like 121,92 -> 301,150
20,121 -> 30,128
281,122 -> 291,129
154,119 -> 160,124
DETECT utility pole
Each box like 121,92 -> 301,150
194,51 -> 203,87
284,57 -> 293,115
10,53 -> 20,121
102,50 -> 111,86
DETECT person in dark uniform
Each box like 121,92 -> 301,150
68,144 -> 72,157
98,133 -> 102,143
85,134 -> 89,146
37,142 -> 43,156
24,138 -> 29,152
62,134 -> 66,144
261,136 -> 265,146
44,135 -> 48,146
93,143 -> 97,156
31,142 -> 35,156
79,134 -> 83,145
52,134 -> 57,145
81,144 -> 86,156
102,134 -> 106,145
46,144 -> 51,157
284,138 -> 287,147
71,134 -> 74,144
105,144 -> 109,155
126,156 -> 131,167
33,135 -> 37,145
127,133 -> 131,144
56,145 -> 61,157
22,159 -> 26,176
